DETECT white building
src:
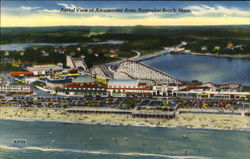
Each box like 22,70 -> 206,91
27,64 -> 63,75
0,84 -> 33,94
108,79 -> 153,97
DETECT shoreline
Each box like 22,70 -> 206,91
177,51 -> 250,59
1,107 -> 249,131
1,118 -> 249,132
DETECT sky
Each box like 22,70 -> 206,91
1,1 -> 250,27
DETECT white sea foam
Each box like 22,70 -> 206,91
0,145 -> 21,151
0,144 -> 211,159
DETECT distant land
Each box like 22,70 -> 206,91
1,25 -> 250,71
1,25 -> 250,44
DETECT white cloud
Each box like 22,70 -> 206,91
42,9 -> 58,13
188,5 -> 250,17
20,6 -> 40,11
37,9 -> 59,16
57,3 -> 77,9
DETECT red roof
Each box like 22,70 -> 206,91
23,61 -> 31,65
10,72 -> 33,76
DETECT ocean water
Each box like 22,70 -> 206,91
143,54 -> 250,86
0,120 -> 249,159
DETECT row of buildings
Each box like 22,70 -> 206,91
0,75 -> 33,95
2,56 -> 250,100
53,75 -> 249,100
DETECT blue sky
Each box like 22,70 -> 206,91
1,1 -> 250,26
2,1 -> 250,10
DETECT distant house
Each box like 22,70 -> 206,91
110,49 -> 119,53
19,51 -> 25,56
227,42 -> 234,48
4,51 -> 10,56
109,53 -> 118,58
88,49 -> 93,54
42,52 -> 49,56
21,61 -> 32,67
181,41 -> 187,45
201,46 -> 207,52
23,61 -> 31,65
213,46 -> 221,51
59,50 -> 65,54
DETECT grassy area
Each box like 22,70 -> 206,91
92,57 -> 120,66
0,64 -> 25,72
138,49 -> 162,56
118,51 -> 137,58
242,86 -> 250,92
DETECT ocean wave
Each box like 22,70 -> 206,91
0,144 -> 211,159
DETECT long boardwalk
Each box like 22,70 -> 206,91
66,107 -> 176,119
177,108 -> 250,116
66,106 -> 250,119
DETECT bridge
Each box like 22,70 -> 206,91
113,60 -> 183,85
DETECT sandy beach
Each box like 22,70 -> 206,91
0,107 -> 249,131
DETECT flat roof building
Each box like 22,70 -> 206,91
72,75 -> 94,84
27,64 -> 63,75
108,79 -> 139,88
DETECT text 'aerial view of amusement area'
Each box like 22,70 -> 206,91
0,1 -> 250,159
